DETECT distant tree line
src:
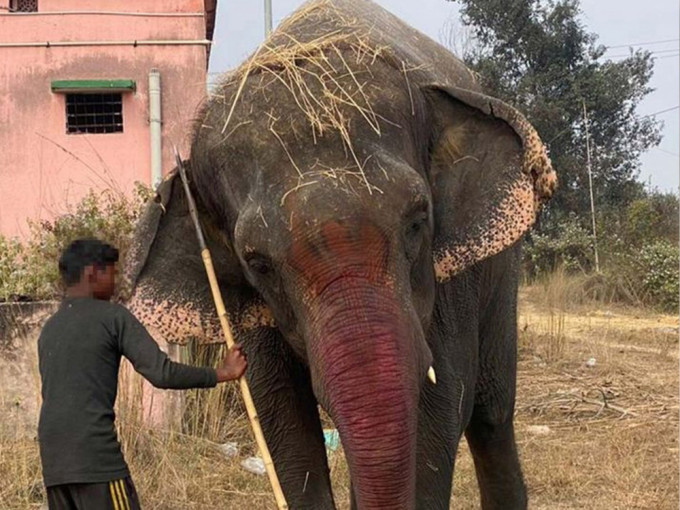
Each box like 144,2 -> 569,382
446,0 -> 678,310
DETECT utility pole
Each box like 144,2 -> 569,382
264,0 -> 273,36
583,99 -> 600,273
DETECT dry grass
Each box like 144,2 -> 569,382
114,344 -> 274,510
1,273 -> 678,509
509,272 -> 677,510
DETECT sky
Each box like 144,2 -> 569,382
208,0 -> 679,193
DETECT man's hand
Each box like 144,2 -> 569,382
216,344 -> 247,382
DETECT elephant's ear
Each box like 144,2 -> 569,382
423,85 -> 556,282
121,164 -> 272,345
121,170 -> 178,298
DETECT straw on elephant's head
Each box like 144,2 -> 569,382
209,2 -> 414,194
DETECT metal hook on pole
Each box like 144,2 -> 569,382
173,146 -> 288,510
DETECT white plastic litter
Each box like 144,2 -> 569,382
241,456 -> 266,476
585,357 -> 597,368
217,442 -> 239,459
526,425 -> 551,435
324,429 -> 341,451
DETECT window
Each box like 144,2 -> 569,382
9,0 -> 38,12
65,93 -> 124,135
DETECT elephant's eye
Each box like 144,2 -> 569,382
407,211 -> 428,237
409,218 -> 424,234
246,256 -> 273,276
404,209 -> 428,262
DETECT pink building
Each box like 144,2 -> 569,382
0,0 -> 217,238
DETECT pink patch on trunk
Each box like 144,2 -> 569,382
288,220 -> 419,508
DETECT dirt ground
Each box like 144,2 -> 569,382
1,287 -> 677,509
477,289 -> 678,510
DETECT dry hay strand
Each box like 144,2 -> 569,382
509,285 -> 679,509
516,359 -> 678,427
509,353 -> 679,509
213,1 -> 417,196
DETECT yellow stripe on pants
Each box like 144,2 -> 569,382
109,482 -> 121,510
115,480 -> 130,510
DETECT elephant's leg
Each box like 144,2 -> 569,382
414,277 -> 480,510
244,326 -> 335,510
465,247 -> 526,510
465,410 -> 525,510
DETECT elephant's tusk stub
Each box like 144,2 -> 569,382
427,366 -> 437,385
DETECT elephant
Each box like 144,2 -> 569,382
124,0 -> 556,508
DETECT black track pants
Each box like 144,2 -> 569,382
46,477 -> 141,510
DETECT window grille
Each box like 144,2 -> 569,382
65,94 -> 124,134
9,0 -> 38,12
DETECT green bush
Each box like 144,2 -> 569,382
526,190 -> 679,312
0,185 -> 151,301
524,214 -> 594,277
586,241 -> 679,313
0,237 -> 26,300
625,193 -> 679,246
596,192 -> 679,312
632,241 -> 679,312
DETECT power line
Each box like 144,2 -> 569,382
640,105 -> 679,118
548,125 -> 574,144
604,38 -> 679,49
604,52 -> 679,61
547,105 -> 678,146
653,53 -> 680,60
647,48 -> 680,54
602,48 -> 679,58
654,147 -> 680,158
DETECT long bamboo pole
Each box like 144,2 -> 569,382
174,149 -> 288,510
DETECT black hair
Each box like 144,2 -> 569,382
58,238 -> 119,286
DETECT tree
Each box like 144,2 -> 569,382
445,0 -> 662,227
624,190 -> 679,246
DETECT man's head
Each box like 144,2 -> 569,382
59,239 -> 119,300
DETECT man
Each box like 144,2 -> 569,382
38,238 -> 246,509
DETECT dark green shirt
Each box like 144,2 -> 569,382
38,297 -> 217,486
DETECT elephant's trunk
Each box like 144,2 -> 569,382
307,277 -> 422,510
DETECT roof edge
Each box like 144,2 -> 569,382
205,0 -> 217,41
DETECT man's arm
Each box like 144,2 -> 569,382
114,305 -> 245,389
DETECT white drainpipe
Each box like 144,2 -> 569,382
149,69 -> 162,190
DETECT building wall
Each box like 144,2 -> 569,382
0,0 -> 210,238
35,0 -> 205,13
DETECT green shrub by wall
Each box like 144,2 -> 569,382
0,185 -> 151,301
